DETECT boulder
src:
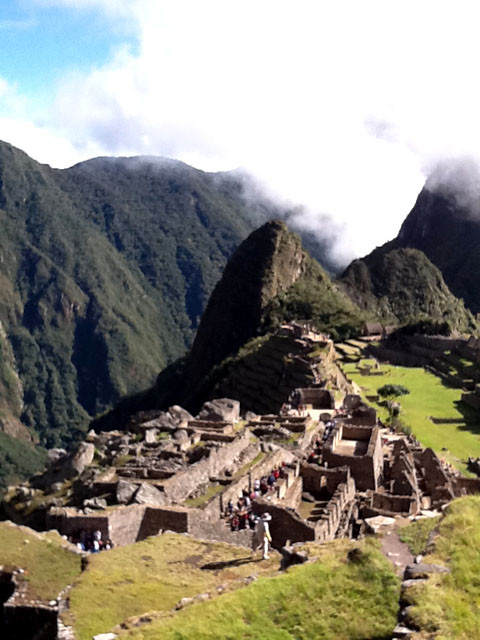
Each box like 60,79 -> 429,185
173,429 -> 189,443
116,480 -> 139,505
404,563 -> 450,580
144,429 -> 157,444
281,545 -> 309,569
198,398 -> 240,423
67,442 -> 95,478
176,597 -> 194,610
133,482 -> 166,506
83,497 -> 107,510
168,405 -> 194,426
47,448 -> 68,466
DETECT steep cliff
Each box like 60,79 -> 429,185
393,183 -> 480,313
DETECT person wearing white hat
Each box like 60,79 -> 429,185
252,512 -> 272,559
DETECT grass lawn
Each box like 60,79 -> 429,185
68,533 -> 279,640
343,360 -> 480,473
398,517 -> 441,556
119,538 -> 400,640
404,496 -> 480,639
0,521 -> 82,602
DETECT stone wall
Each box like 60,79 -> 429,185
161,432 -> 254,503
47,503 -> 254,549
108,505 -> 145,546
323,424 -> 382,491
188,514 -> 252,548
314,474 -> 356,542
300,462 -> 349,494
296,388 -> 334,409
416,448 -> 454,504
46,509 -> 110,541
202,448 -> 296,518
252,500 -> 316,547
370,492 -> 416,515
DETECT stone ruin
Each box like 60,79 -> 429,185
3,323 -> 480,558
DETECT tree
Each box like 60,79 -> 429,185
377,384 -> 410,398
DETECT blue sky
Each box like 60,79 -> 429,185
0,1 -> 136,110
0,1 -> 479,261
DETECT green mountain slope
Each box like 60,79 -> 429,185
0,142 -> 334,452
94,221 -> 365,425
340,247 -> 476,332
393,183 -> 480,314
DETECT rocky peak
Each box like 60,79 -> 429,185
186,220 -> 307,383
394,177 -> 480,313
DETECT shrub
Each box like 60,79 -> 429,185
378,384 -> 410,398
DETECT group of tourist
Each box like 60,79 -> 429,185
66,529 -> 114,552
225,465 -> 285,532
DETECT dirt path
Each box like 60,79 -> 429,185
380,525 -> 414,575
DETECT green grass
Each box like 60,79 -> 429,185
343,360 -> 480,473
120,538 -> 399,640
184,482 -> 225,507
68,533 -> 280,640
0,521 -> 82,602
403,496 -> 480,639
398,517 -> 441,556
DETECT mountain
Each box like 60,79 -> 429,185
0,141 -> 335,454
340,247 -> 476,332
93,221 -> 365,425
392,181 -> 480,314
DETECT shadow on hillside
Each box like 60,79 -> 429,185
201,556 -> 262,571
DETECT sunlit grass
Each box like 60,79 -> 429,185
343,361 -> 480,473
0,522 -> 81,602
68,533 -> 279,640
404,496 -> 480,639
120,538 -> 399,640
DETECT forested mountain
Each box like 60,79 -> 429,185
0,141 -> 333,461
392,183 -> 480,314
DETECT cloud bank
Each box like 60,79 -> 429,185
3,1 -> 480,261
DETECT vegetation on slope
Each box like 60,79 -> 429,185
404,496 -> 480,639
340,247 -> 476,332
343,359 -> 480,473
0,521 -> 81,602
0,142 -> 334,452
262,255 -> 365,340
394,182 -> 480,314
0,432 -> 46,490
398,516 -> 441,556
97,223 -> 365,424
68,533 -> 280,640
119,538 -> 399,640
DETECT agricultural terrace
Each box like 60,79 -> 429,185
119,538 -> 399,640
67,533 -> 279,640
342,359 -> 480,474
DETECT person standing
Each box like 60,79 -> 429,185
252,513 -> 272,559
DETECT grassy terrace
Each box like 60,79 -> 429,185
68,533 -> 279,640
119,538 -> 399,640
404,496 -> 480,639
0,521 -> 82,602
343,359 -> 480,473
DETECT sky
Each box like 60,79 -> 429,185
1,0 -> 480,263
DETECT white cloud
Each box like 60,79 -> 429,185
8,0 -> 480,260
